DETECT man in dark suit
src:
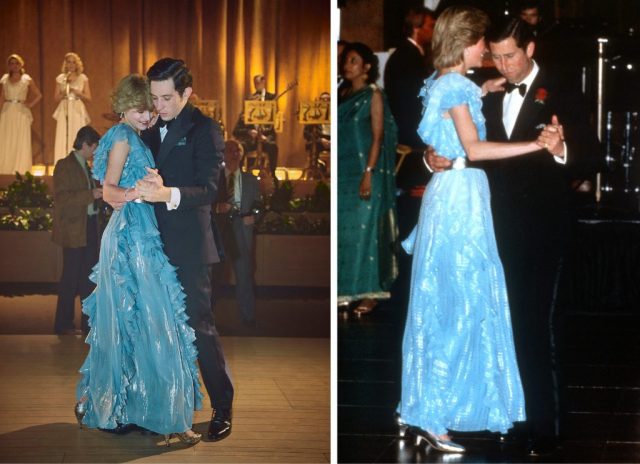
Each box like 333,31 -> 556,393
384,6 -> 435,150
134,58 -> 233,442
52,125 -> 102,335
383,6 -> 436,305
213,140 -> 261,327
428,18 -> 600,456
232,74 -> 278,178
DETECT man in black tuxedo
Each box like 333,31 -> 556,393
429,18 -> 600,456
232,74 -> 278,178
135,58 -> 234,442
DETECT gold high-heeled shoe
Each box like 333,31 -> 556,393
164,430 -> 202,447
413,427 -> 465,454
74,401 -> 86,429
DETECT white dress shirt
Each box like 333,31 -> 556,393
502,61 -> 566,164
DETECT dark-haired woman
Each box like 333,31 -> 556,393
337,42 -> 398,316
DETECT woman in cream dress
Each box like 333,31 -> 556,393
0,54 -> 42,174
53,52 -> 91,163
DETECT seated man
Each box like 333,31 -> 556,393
212,139 -> 261,327
232,74 -> 278,177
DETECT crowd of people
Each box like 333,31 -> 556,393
338,0 -> 601,458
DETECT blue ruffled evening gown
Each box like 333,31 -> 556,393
397,72 -> 526,435
76,123 -> 203,434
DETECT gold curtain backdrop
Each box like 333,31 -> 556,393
0,0 -> 331,168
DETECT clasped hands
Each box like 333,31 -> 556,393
425,114 -> 566,172
108,167 -> 170,210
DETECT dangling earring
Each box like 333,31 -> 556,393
119,112 -> 124,119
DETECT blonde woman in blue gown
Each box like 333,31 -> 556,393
74,74 -> 203,447
397,6 -> 561,453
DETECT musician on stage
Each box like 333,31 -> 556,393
232,74 -> 278,178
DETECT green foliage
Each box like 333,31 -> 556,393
265,180 -> 330,213
256,211 -> 329,235
0,208 -> 53,231
268,180 -> 295,212
0,172 -> 54,231
0,172 -> 53,210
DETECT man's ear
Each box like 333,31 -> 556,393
526,41 -> 535,59
182,86 -> 193,100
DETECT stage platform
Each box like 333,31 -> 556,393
0,334 -> 329,463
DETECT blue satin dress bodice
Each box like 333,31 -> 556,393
76,123 -> 203,434
397,73 -> 526,435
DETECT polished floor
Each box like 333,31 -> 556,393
338,291 -> 640,462
0,335 -> 329,463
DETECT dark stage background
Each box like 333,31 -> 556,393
0,0 -> 331,168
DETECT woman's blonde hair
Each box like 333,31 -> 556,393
432,5 -> 489,71
7,54 -> 25,74
111,74 -> 153,113
61,52 -> 84,74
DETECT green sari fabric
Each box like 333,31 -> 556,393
338,84 -> 398,302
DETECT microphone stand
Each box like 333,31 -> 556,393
64,73 -> 70,156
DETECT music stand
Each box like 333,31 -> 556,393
244,100 -> 277,171
298,100 -> 330,180
192,99 -> 220,121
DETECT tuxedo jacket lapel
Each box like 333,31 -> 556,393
157,105 -> 195,168
510,72 -> 547,141
144,126 -> 162,161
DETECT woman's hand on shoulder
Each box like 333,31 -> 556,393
481,77 -> 506,96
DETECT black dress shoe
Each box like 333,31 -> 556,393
100,423 -> 139,435
527,436 -> 560,456
207,408 -> 232,441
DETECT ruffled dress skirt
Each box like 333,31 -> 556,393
76,201 -> 203,434
397,168 -> 525,435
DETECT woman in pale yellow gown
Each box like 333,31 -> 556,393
53,52 -> 91,163
0,54 -> 42,175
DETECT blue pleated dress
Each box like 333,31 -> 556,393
397,72 -> 526,435
76,123 -> 203,434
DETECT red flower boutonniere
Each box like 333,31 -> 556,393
535,87 -> 548,104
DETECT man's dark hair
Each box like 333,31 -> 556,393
402,7 -> 436,38
146,57 -> 193,97
486,16 -> 535,49
518,0 -> 542,12
73,125 -> 100,150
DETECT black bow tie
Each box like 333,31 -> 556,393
158,118 -> 175,129
505,82 -> 527,96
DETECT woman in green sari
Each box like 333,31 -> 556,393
338,42 -> 398,315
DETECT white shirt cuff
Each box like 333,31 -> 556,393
554,142 -> 568,165
166,187 -> 181,210
422,155 -> 434,173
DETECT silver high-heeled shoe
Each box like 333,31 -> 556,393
395,414 -> 409,438
164,431 -> 202,447
413,427 -> 465,454
74,401 -> 86,429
